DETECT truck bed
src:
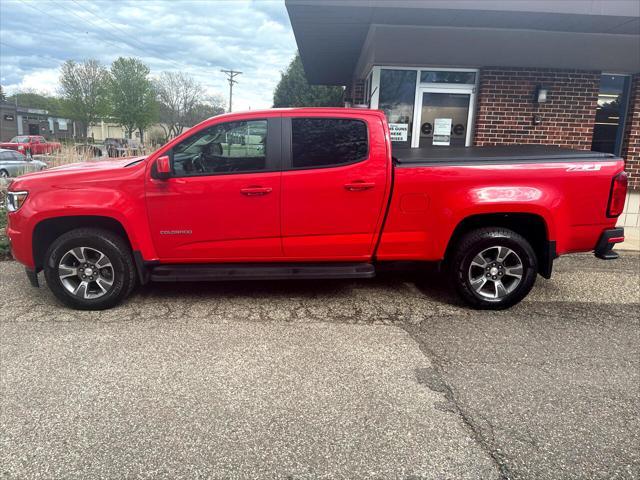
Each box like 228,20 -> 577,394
393,145 -> 617,166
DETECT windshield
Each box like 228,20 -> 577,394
9,136 -> 30,143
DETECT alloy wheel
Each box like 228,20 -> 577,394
468,245 -> 523,301
58,246 -> 115,299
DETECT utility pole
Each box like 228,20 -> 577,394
220,69 -> 242,112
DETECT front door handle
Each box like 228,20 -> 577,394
240,186 -> 273,196
344,181 -> 375,191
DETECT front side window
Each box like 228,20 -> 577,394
10,136 -> 29,143
171,120 -> 268,176
291,118 -> 368,169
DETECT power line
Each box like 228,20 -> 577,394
66,0 -> 187,72
16,0 -> 185,74
220,69 -> 242,113
15,0 -> 134,55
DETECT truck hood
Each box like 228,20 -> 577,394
20,156 -> 146,177
9,156 -> 147,190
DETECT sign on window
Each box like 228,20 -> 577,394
389,123 -> 409,142
433,118 -> 452,146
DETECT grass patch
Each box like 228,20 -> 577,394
0,187 -> 9,259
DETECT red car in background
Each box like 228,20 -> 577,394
0,135 -> 62,157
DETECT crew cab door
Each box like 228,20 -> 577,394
145,116 -> 283,261
281,114 -> 389,260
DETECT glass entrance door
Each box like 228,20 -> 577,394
412,87 -> 475,148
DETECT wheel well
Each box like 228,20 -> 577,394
445,213 -> 552,276
32,216 -> 131,271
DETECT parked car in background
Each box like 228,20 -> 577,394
0,148 -> 47,178
104,138 -> 143,158
0,136 -> 62,158
75,144 -> 103,158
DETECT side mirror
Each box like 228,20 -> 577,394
155,155 -> 171,179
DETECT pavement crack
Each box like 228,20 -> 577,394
405,325 -> 514,480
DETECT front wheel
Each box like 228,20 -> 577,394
449,227 -> 538,310
44,228 -> 136,310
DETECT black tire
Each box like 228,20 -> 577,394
44,228 -> 136,310
449,227 -> 538,310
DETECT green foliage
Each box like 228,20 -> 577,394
0,85 -> 6,102
273,53 -> 344,108
59,59 -> 110,135
6,91 -> 64,116
108,57 -> 158,139
0,195 -> 9,258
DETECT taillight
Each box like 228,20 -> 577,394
607,171 -> 628,217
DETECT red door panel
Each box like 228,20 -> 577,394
146,172 -> 282,261
281,115 -> 390,260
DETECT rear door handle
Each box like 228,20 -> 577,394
344,181 -> 375,191
240,186 -> 273,196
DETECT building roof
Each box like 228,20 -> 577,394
286,0 -> 640,84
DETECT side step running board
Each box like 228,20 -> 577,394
150,262 -> 376,282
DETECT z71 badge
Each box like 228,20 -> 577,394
566,165 -> 602,172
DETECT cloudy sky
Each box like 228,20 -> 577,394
0,0 -> 297,110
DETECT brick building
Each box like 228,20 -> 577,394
286,0 -> 640,228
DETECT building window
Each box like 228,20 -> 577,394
379,69 -> 417,148
420,71 -> 476,84
592,74 -> 631,156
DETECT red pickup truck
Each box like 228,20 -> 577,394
0,135 -> 62,158
5,108 -> 627,310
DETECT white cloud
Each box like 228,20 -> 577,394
0,0 -> 297,110
10,68 -> 60,95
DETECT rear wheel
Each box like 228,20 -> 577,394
44,228 -> 136,310
449,227 -> 538,309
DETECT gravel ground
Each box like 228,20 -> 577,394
1,252 -> 639,479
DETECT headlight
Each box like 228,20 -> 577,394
6,191 -> 28,212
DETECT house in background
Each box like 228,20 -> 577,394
286,0 -> 640,233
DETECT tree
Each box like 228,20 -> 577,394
0,85 -> 6,102
6,90 -> 64,116
59,59 -> 109,136
154,72 -> 224,139
184,95 -> 225,127
273,53 -> 343,107
108,57 -> 158,140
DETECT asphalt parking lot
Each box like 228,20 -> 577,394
1,253 -> 639,479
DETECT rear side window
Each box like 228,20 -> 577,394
291,118 -> 368,169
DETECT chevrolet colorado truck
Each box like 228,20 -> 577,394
5,108 -> 628,310
0,135 -> 62,158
